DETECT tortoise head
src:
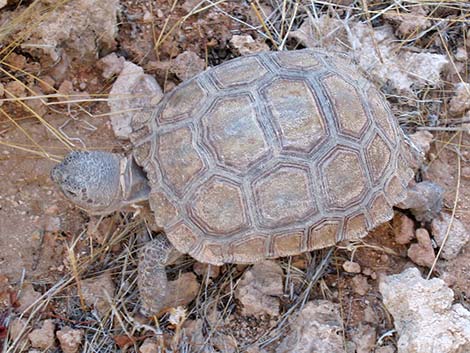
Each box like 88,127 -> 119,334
51,151 -> 150,214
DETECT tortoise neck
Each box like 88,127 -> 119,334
120,154 -> 151,206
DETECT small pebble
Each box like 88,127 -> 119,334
5,80 -> 26,97
352,274 -> 370,296
394,213 -> 415,245
97,53 -> 125,79
28,320 -> 55,350
380,254 -> 389,263
230,34 -> 269,56
449,82 -> 470,116
38,75 -> 56,94
407,228 -> 435,268
143,10 -> 153,23
9,318 -> 28,347
17,283 -> 41,313
56,327 -> 84,353
455,47 -> 468,62
5,52 -> 27,70
409,130 -> 433,155
462,166 -> 470,179
57,80 -> 74,101
343,261 -> 361,273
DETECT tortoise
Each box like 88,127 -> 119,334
51,49 -> 425,314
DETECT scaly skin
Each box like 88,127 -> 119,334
138,235 -> 181,315
50,151 -> 122,213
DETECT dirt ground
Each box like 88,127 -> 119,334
1,1 -> 470,352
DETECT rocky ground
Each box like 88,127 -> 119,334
1,1 -> 470,352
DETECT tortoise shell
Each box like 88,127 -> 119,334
129,49 -> 414,265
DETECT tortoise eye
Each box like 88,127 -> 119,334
65,189 -> 77,198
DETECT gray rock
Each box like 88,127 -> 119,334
170,51 -> 206,81
235,260 -> 283,317
397,181 -> 444,222
98,53 -> 125,79
230,34 -> 270,56
276,300 -> 345,353
81,271 -> 115,316
28,320 -> 55,350
379,267 -> 470,353
17,283 -> 41,313
108,61 -> 163,139
161,272 -> 200,310
384,5 -> 431,38
432,213 -> 469,260
288,17 -> 448,93
449,83 -> 470,116
21,0 -> 119,63
56,327 -> 84,353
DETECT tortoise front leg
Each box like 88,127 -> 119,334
138,235 -> 181,315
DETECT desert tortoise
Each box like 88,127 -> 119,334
52,49 -> 418,314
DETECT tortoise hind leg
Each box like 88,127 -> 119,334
138,235 -> 181,315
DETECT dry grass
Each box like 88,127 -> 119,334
1,0 -> 470,352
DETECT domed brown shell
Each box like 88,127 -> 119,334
129,49 -> 414,265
